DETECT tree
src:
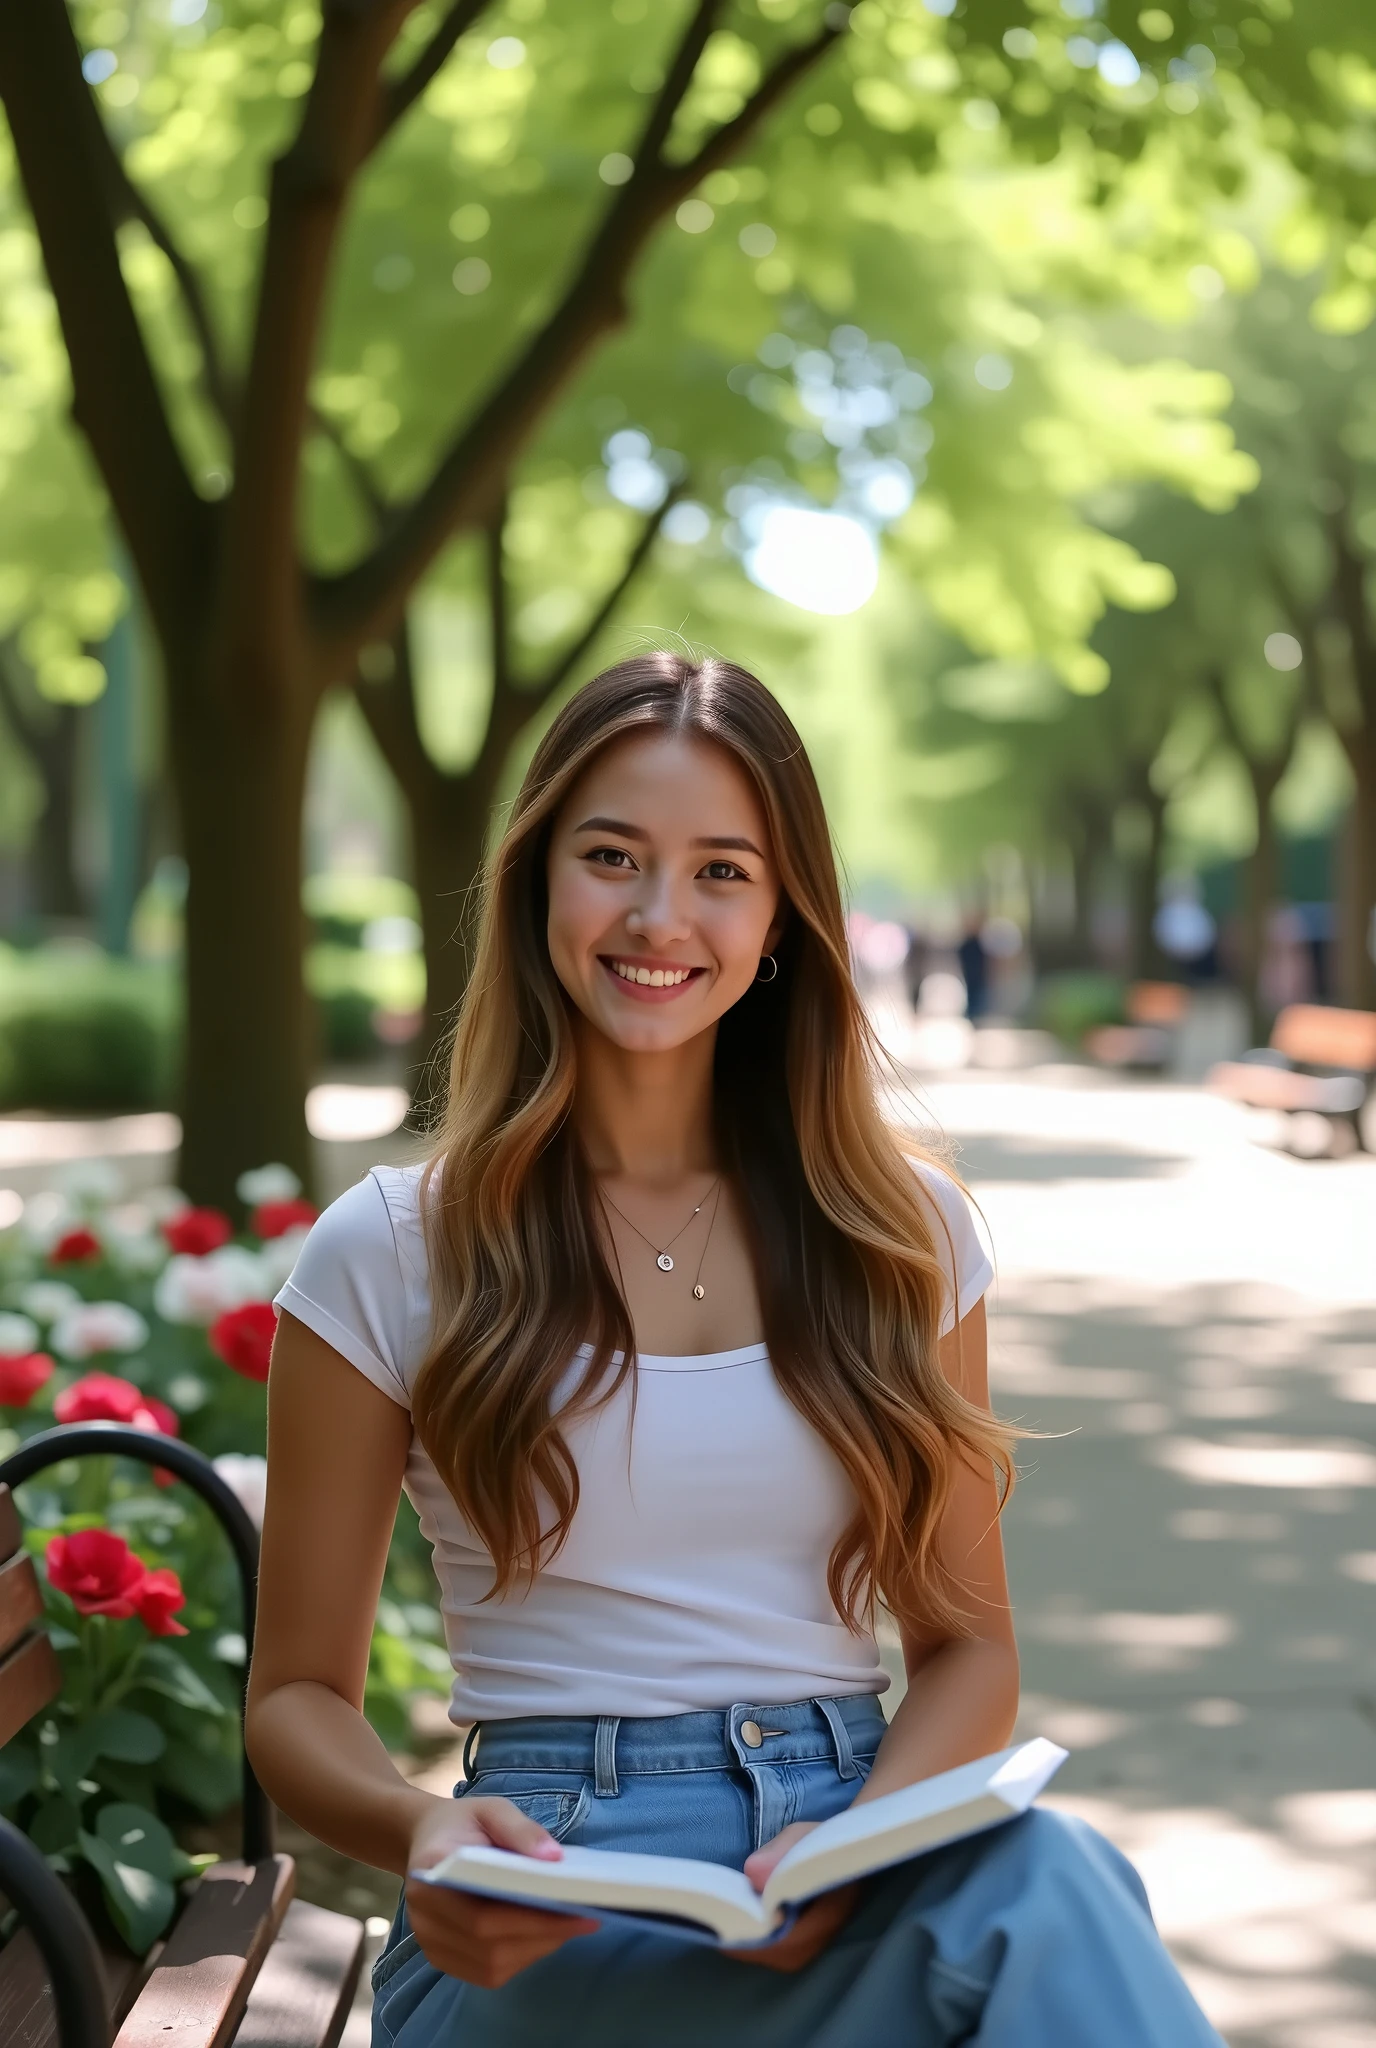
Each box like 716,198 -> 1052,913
0,0 -> 857,1201
0,0 -> 1266,1197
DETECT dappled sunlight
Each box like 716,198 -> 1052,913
928,1074 -> 1376,2045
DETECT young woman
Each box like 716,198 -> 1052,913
246,654 -> 1223,2047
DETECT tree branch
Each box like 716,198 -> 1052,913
89,111 -> 238,432
374,0 -> 492,147
219,0 -> 419,664
485,488 -> 512,697
664,14 -> 845,196
0,0 -> 210,654
313,8 -> 844,655
534,483 -> 682,702
352,616 -> 445,800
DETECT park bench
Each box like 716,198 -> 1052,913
1084,980 -> 1188,1072
1208,1002 -> 1376,1156
0,1423 -> 365,2048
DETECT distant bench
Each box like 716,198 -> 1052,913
1084,981 -> 1189,1072
1209,1003 -> 1376,1157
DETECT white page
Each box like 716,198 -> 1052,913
424,1842 -> 776,1946
762,1738 -> 1068,1912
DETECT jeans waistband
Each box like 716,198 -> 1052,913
463,1693 -> 888,1796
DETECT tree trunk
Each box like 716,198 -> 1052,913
1241,764 -> 1283,1038
168,665 -> 315,1207
29,702 -> 85,922
407,770 -> 499,1105
1125,787 -> 1168,985
1338,731 -> 1376,1010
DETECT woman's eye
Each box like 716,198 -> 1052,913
701,860 -> 747,882
585,846 -> 635,870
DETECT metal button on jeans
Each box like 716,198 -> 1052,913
740,1719 -> 763,1748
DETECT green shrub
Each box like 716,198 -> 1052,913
1032,970 -> 1126,1047
0,952 -> 180,1112
302,872 -> 420,949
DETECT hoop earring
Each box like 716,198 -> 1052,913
755,954 -> 778,984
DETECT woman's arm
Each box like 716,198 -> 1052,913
854,1296 -> 1019,1803
246,1312 -> 597,1987
736,1298 -> 1016,1971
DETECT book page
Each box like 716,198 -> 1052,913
762,1738 -> 1067,1912
426,1842 -> 777,1947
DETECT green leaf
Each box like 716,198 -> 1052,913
0,1743 -> 40,1807
157,1739 -> 239,1816
78,1830 -> 176,1955
92,1801 -> 177,1879
133,1646 -> 229,1717
48,1726 -> 99,1801
86,1709 -> 166,1765
29,1793 -> 82,1855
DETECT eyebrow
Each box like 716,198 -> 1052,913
572,816 -> 765,858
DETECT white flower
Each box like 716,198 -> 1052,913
141,1186 -> 192,1224
54,1160 -> 124,1207
20,1192 -> 76,1253
253,1226 -> 311,1296
154,1246 -> 267,1326
49,1300 -> 150,1360
0,1312 -> 40,1356
15,1281 -> 81,1324
236,1163 -> 301,1205
103,1204 -> 170,1276
212,1453 -> 268,1530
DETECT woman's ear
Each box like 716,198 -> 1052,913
763,898 -> 789,956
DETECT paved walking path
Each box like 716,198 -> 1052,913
4,1072 -> 1371,2044
901,1070 -> 1376,2048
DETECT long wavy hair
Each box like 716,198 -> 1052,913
413,652 -> 1013,1639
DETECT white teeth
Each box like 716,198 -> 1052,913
611,961 -> 692,987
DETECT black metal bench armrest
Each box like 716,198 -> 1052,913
0,1814 -> 108,2048
0,1425 -> 272,1863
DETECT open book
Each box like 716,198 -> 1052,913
415,1737 -> 1067,1947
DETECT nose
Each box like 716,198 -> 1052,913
624,866 -> 693,948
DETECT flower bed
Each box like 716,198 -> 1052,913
0,1161 -> 449,1952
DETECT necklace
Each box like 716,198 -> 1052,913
599,1176 -> 722,1291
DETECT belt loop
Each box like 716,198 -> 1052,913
815,1697 -> 858,1781
594,1715 -> 621,1797
460,1721 -> 482,1784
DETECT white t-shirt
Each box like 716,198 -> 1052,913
275,1159 -> 993,1723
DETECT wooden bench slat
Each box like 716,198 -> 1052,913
0,1630 -> 62,1749
0,1485 -> 22,1566
0,1924 -> 154,2048
1272,1002 -> 1376,1071
114,1854 -> 295,2048
0,1552 -> 45,1663
229,1899 -> 364,2048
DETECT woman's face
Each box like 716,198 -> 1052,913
546,730 -> 784,1053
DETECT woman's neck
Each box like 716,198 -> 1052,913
573,1017 -> 718,1184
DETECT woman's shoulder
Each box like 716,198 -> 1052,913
904,1151 -> 994,1335
273,1159 -> 433,1407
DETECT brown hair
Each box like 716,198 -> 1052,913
413,652 -> 1012,1638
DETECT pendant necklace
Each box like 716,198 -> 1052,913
599,1176 -> 722,1299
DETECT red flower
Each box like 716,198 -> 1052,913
208,1302 -> 277,1383
0,1352 -> 54,1407
162,1207 -> 233,1256
46,1529 -> 146,1618
129,1565 -> 188,1637
251,1198 -> 318,1240
54,1371 -> 179,1438
51,1228 -> 102,1265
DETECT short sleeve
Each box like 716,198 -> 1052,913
273,1173 -> 415,1406
911,1160 -> 993,1336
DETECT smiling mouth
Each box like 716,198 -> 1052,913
600,956 -> 706,992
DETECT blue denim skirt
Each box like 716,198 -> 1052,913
371,1694 -> 1223,2048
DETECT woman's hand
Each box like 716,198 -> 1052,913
404,1795 -> 600,1988
727,1822 -> 858,1973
